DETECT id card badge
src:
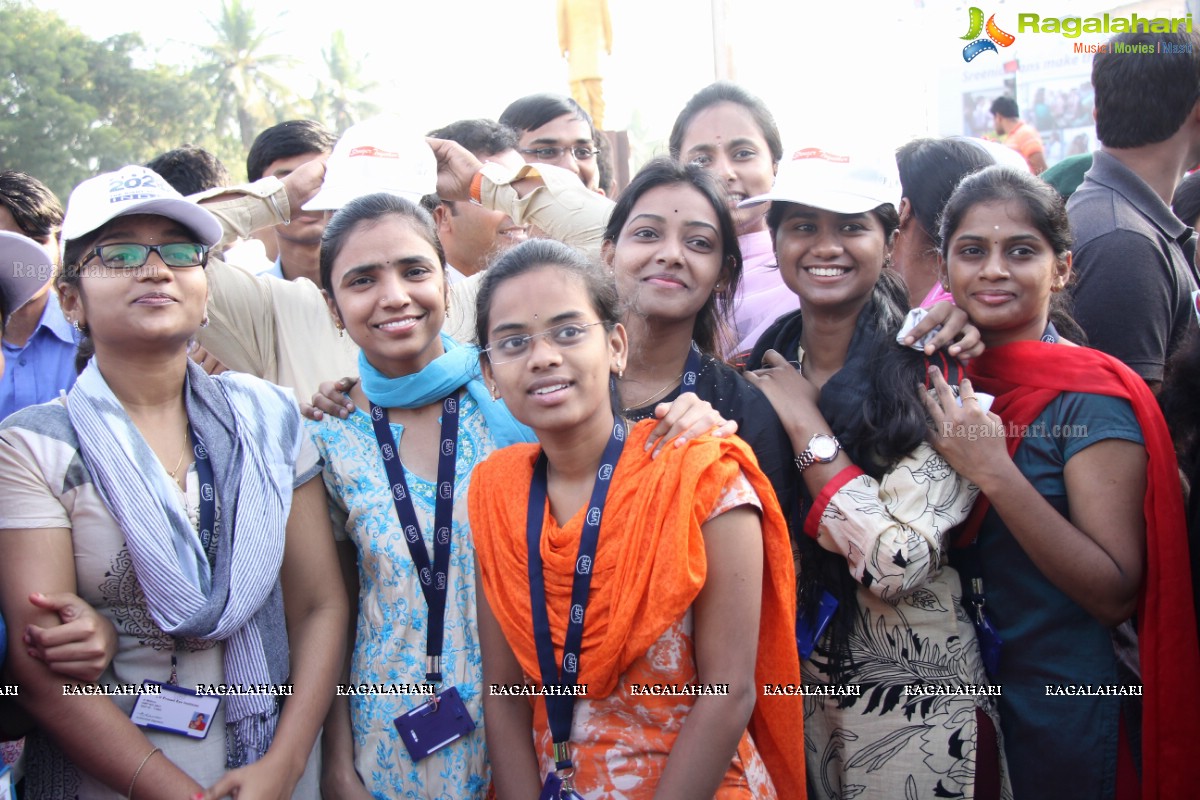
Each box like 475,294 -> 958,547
796,590 -> 839,661
129,681 -> 220,739
539,772 -> 587,800
393,686 -> 476,762
0,764 -> 12,800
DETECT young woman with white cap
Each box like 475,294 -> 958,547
0,166 -> 345,799
743,148 -> 1009,800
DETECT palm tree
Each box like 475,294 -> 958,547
314,30 -> 378,133
196,0 -> 297,148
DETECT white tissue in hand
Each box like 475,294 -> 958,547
896,307 -> 940,351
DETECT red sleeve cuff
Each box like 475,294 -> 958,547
802,465 -> 865,539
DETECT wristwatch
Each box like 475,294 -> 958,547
794,433 -> 841,472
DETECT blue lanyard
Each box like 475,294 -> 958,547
526,419 -> 625,774
369,395 -> 461,684
166,426 -> 217,688
191,426 -> 216,559
681,341 -> 701,392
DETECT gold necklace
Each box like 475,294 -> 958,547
620,372 -> 683,413
166,424 -> 189,479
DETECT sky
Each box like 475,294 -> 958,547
33,0 -> 1131,157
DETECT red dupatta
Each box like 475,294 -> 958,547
960,340 -> 1199,799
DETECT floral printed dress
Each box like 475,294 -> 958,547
308,396 -> 496,800
801,442 -> 1012,800
528,473 -> 777,799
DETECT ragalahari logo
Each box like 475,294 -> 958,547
961,7 -> 1016,61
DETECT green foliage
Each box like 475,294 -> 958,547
0,0 -> 238,200
195,0 -> 298,148
0,0 -> 383,202
314,30 -> 379,134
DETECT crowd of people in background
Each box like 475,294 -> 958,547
1,25 -> 1199,800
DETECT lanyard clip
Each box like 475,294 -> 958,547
553,741 -> 575,790
425,655 -> 443,686
419,691 -> 441,717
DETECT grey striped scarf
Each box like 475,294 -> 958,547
67,359 -> 299,768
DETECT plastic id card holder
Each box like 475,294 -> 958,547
393,686 -> 476,762
539,772 -> 587,800
0,763 -> 12,800
796,590 -> 839,661
129,681 -> 220,739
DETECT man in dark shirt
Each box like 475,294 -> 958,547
1068,29 -> 1200,392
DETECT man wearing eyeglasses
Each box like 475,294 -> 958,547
500,94 -> 602,193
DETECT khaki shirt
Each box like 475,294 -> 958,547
196,179 -> 358,402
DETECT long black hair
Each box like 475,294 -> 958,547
602,157 -> 742,356
756,201 -> 936,682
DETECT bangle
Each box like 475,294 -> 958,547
128,746 -> 162,799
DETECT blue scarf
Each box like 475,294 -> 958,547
358,333 -> 534,447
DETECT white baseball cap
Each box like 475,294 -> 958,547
302,117 -> 437,211
61,165 -> 223,246
0,231 -> 55,318
741,147 -> 900,214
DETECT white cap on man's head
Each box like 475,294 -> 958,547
302,117 -> 438,211
741,147 -> 901,214
0,231 -> 55,318
60,165 -> 224,246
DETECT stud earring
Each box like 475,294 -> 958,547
884,255 -> 894,269
489,384 -> 499,400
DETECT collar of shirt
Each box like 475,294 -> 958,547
3,290 -> 74,352
1088,150 -> 1191,246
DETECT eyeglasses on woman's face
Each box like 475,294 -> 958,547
86,242 -> 210,270
484,321 -> 605,365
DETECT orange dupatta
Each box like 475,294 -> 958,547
469,420 -> 805,798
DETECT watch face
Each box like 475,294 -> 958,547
811,435 -> 838,460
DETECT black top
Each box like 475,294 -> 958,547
1067,150 -> 1200,382
624,352 -> 798,525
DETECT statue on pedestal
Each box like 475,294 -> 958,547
557,0 -> 612,129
